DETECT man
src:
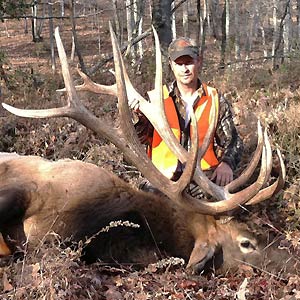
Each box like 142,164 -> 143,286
131,37 -> 243,196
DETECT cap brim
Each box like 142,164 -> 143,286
169,49 -> 198,61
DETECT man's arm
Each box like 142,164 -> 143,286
215,94 -> 244,171
134,113 -> 154,145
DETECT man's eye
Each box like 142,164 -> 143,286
176,61 -> 193,66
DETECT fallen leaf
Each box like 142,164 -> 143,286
3,271 -> 13,292
104,285 -> 122,300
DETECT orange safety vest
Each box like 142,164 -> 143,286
149,83 -> 220,179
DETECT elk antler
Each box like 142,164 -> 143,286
2,25 -> 285,215
58,26 -> 286,212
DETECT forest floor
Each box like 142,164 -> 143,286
1,9 -> 300,300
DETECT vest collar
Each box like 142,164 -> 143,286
168,79 -> 206,107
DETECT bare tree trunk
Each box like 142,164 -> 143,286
233,0 -> 240,60
96,7 -> 102,55
37,1 -> 46,38
69,0 -> 87,73
171,1 -> 177,39
272,0 -> 278,59
48,0 -> 56,73
260,24 -> 268,58
24,17 -> 28,34
273,0 -> 290,69
137,16 -> 144,58
220,2 -> 226,67
112,0 -> 122,44
134,0 -> 145,60
253,2 -> 267,57
183,0 -> 189,36
252,1 -> 259,38
200,16 -> 208,59
3,20 -> 10,37
152,0 -> 172,53
297,0 -> 300,40
60,0 -> 65,17
31,1 -> 40,42
245,10 -> 252,60
71,35 -> 75,61
126,0 -> 134,43
283,0 -> 291,61
126,0 -> 136,60
225,0 -> 230,39
195,0 -> 201,45
210,0 -> 220,39
204,0 -> 210,35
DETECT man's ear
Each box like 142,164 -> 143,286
197,55 -> 203,65
169,59 -> 174,71
197,55 -> 203,71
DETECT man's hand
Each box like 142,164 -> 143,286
210,162 -> 233,186
128,98 -> 140,112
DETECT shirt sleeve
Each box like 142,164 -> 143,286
215,93 -> 244,171
134,113 -> 154,145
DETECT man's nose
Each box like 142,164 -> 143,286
180,64 -> 188,69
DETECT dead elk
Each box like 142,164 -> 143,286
0,153 -> 294,274
0,25 -> 297,275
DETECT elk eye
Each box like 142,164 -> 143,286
237,236 -> 257,253
240,240 -> 251,248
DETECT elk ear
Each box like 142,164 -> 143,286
186,239 -> 216,273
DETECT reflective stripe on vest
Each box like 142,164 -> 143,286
149,84 -> 219,178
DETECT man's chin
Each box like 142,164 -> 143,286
181,79 -> 193,85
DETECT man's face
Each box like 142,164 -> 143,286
170,55 -> 201,86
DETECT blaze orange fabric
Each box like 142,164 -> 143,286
149,84 -> 219,178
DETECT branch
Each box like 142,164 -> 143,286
88,27 -> 152,76
171,0 -> 188,14
219,54 -> 293,68
1,11 -> 103,21
273,0 -> 290,59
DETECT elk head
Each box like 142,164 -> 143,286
0,24 -> 294,275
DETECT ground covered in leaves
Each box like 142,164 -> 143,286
1,12 -> 300,299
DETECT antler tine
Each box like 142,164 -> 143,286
2,28 -> 117,141
226,121 -> 264,192
109,23 -> 145,150
75,67 -> 117,95
191,95 -> 223,197
178,131 -> 271,215
273,148 -> 286,193
56,64 -> 118,96
168,112 -> 199,197
150,25 -> 164,110
144,26 -> 189,164
2,27 -> 79,119
245,148 -> 286,206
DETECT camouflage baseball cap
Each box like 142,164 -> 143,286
168,37 -> 199,61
